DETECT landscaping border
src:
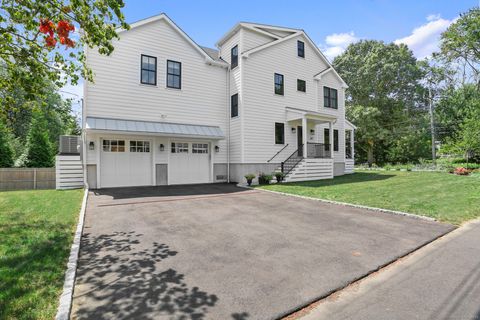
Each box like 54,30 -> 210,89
238,184 -> 436,222
55,188 -> 88,320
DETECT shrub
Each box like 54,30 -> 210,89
0,121 -> 14,167
274,172 -> 285,183
258,172 -> 273,185
453,167 -> 470,175
24,113 -> 54,168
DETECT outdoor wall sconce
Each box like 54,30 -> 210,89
89,141 -> 95,150
291,127 -> 296,133
159,143 -> 165,151
215,146 -> 220,152
310,129 -> 315,134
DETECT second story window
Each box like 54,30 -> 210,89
167,60 -> 181,89
231,45 -> 238,69
324,87 -> 338,109
297,79 -> 306,92
297,40 -> 305,58
274,73 -> 284,95
231,93 -> 238,118
141,55 -> 157,85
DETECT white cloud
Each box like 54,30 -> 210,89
320,31 -> 359,61
394,14 -> 455,59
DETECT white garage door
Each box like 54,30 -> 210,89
169,142 -> 210,185
100,139 -> 152,188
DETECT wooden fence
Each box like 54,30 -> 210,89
0,168 -> 56,191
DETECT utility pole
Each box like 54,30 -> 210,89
428,87 -> 436,165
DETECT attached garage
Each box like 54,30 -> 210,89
169,142 -> 211,185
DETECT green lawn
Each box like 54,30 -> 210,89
0,189 -> 84,320
258,171 -> 480,225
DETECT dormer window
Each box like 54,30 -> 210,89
297,40 -> 305,58
231,45 -> 238,69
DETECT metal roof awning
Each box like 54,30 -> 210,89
85,117 -> 225,140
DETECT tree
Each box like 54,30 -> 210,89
0,0 -> 129,111
0,121 -> 14,167
23,112 -> 54,168
333,40 -> 425,165
437,7 -> 480,86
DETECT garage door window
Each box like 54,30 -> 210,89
130,140 -> 150,152
171,142 -> 188,153
103,140 -> 125,152
192,143 -> 208,154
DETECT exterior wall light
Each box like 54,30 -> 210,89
215,146 -> 220,152
310,129 -> 315,134
159,144 -> 165,151
89,141 -> 95,150
291,127 -> 296,133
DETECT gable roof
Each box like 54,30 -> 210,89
345,119 -> 357,130
117,13 -> 227,67
314,67 -> 349,88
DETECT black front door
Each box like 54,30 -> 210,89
297,126 -> 303,156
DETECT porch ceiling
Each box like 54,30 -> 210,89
286,107 -> 337,123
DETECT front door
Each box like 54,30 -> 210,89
297,126 -> 303,156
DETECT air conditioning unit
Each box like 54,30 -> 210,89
59,135 -> 80,154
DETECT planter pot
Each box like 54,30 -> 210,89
247,179 -> 253,186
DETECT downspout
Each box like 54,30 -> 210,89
81,98 -> 89,189
226,65 -> 231,183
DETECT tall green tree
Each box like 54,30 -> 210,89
0,120 -> 14,167
333,40 -> 425,165
23,112 -> 54,168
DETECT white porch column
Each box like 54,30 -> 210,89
329,121 -> 334,159
351,129 -> 355,160
302,117 -> 308,158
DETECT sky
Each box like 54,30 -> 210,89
62,0 -> 477,105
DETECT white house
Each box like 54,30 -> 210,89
82,13 -> 355,188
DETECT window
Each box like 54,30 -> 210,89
275,122 -> 285,144
334,129 -> 339,151
324,128 -> 330,151
102,139 -> 125,152
167,60 -> 181,89
297,79 -> 306,92
297,40 -> 305,58
231,93 -> 238,118
192,143 -> 208,154
141,55 -> 157,85
231,45 -> 238,69
345,130 -> 352,159
130,140 -> 150,152
171,142 -> 188,153
274,73 -> 284,95
324,87 -> 338,109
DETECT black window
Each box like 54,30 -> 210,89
334,129 -> 339,151
167,60 -> 181,89
231,45 -> 238,69
297,79 -> 306,92
231,93 -> 238,118
275,123 -> 285,144
345,130 -> 352,159
274,73 -> 284,95
141,55 -> 157,85
297,40 -> 305,58
324,128 -> 330,151
324,87 -> 338,109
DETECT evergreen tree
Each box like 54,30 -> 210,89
0,121 -> 14,167
24,113 -> 54,167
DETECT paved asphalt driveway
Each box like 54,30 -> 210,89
71,184 -> 454,320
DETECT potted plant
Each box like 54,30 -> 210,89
274,172 -> 285,183
244,173 -> 255,186
258,172 -> 273,185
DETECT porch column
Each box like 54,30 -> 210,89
302,117 -> 308,158
329,121 -> 334,159
351,129 -> 355,160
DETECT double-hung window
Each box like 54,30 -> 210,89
275,123 -> 285,144
141,55 -> 157,85
297,79 -> 306,92
274,73 -> 284,95
324,129 -> 330,151
297,40 -> 305,58
167,60 -> 181,89
231,45 -> 238,69
231,94 -> 238,118
324,87 -> 338,109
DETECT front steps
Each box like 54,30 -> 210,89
55,155 -> 84,189
283,158 -> 334,182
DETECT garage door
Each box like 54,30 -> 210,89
169,142 -> 210,185
100,139 -> 152,188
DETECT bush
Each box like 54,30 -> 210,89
258,172 -> 273,185
0,121 -> 14,167
24,113 -> 54,168
274,172 -> 285,183
453,167 -> 470,175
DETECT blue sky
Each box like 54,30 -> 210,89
62,0 -> 477,104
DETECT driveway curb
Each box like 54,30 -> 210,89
240,185 -> 437,222
55,188 -> 89,320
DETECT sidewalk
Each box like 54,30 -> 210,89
297,219 -> 480,320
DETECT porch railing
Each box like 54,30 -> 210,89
281,147 -> 303,175
307,143 -> 331,158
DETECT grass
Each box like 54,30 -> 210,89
0,189 -> 84,320
258,171 -> 480,225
